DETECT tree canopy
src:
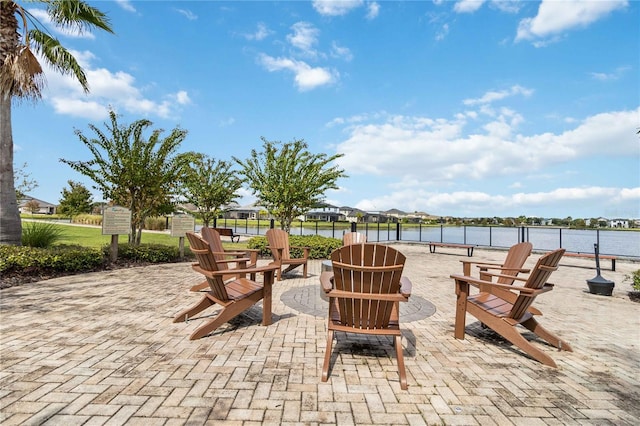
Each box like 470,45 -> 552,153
234,137 -> 346,232
180,154 -> 244,227
60,110 -> 191,245
57,180 -> 93,216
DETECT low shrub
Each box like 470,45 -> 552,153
104,243 -> 187,263
247,234 -> 342,259
625,269 -> 640,291
0,244 -> 105,275
22,221 -> 64,248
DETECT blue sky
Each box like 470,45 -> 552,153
13,0 -> 639,219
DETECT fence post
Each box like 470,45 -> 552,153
270,218 -> 275,229
396,222 -> 400,241
350,221 -> 356,232
213,217 -> 217,228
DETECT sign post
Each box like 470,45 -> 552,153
171,214 -> 195,257
102,206 -> 132,262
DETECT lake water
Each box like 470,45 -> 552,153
217,224 -> 640,258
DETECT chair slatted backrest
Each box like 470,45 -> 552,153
331,243 -> 406,329
201,227 -> 228,268
186,232 -> 229,301
509,248 -> 565,320
266,229 -> 291,261
496,242 -> 533,285
342,232 -> 367,246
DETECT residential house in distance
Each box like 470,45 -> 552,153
18,196 -> 57,215
303,203 -> 342,222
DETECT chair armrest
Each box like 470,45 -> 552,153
400,276 -> 412,298
320,271 -> 334,293
193,263 -> 279,278
214,257 -> 250,265
450,273 -> 546,295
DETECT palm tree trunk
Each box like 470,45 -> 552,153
0,1 -> 23,245
0,93 -> 22,245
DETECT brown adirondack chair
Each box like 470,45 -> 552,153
174,232 -> 279,340
265,229 -> 309,281
189,227 -> 259,292
451,248 -> 572,367
460,242 -> 533,299
320,243 -> 413,389
342,231 -> 367,245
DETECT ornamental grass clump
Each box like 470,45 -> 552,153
21,221 -> 64,248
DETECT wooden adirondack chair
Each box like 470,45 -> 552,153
460,242 -> 533,299
320,243 -> 413,389
342,231 -> 367,245
174,232 -> 279,340
265,229 -> 310,281
451,248 -> 572,367
189,227 -> 259,292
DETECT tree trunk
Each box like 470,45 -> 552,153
0,94 -> 22,245
0,2 -> 22,245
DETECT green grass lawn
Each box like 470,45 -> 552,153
44,223 -> 248,250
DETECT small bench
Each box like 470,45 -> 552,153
213,228 -> 240,243
562,252 -> 616,271
428,242 -> 474,257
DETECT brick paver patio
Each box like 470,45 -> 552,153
1,244 -> 638,425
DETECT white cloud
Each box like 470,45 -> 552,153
454,0 -> 486,14
174,91 -> 191,105
258,54 -> 337,91
589,66 -> 631,81
313,0 -> 364,16
333,106 -> 639,185
367,2 -> 380,20
331,42 -> 353,61
287,22 -> 320,57
115,0 -> 136,13
244,23 -> 272,41
463,85 -> 534,106
176,9 -> 198,21
436,23 -> 449,41
516,0 -> 628,43
38,50 -> 189,120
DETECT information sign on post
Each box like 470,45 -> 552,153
171,214 -> 195,257
171,214 -> 195,237
102,206 -> 132,235
102,206 -> 132,262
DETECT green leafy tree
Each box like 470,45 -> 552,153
0,1 -> 113,245
58,180 -> 93,216
60,110 -> 191,245
234,137 -> 346,232
181,154 -> 243,227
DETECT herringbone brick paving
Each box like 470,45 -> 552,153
1,244 -> 638,425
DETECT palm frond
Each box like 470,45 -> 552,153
47,0 -> 114,34
28,29 -> 89,92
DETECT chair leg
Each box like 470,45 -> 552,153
302,262 -> 308,278
490,320 -> 558,368
173,295 -> 215,323
521,317 -> 573,352
189,297 -> 260,340
321,330 -> 334,382
394,335 -> 408,390
454,282 -> 469,340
